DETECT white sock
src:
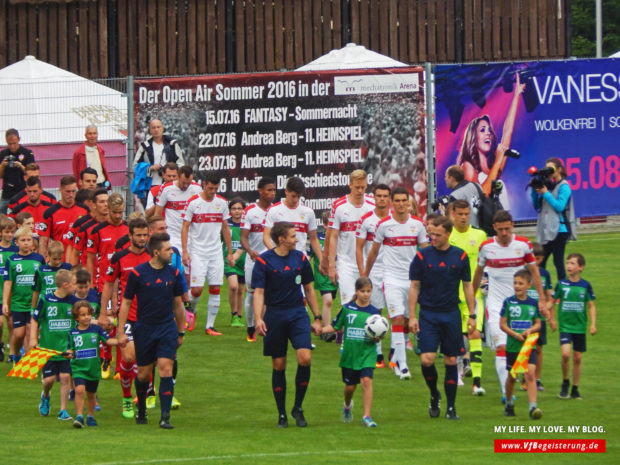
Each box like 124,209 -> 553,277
375,341 -> 382,355
244,291 -> 254,327
392,331 -> 406,370
206,294 -> 220,329
495,355 -> 507,394
189,294 -> 200,313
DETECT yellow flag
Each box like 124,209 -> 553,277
509,333 -> 539,379
7,347 -> 64,380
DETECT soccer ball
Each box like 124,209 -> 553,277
364,314 -> 389,339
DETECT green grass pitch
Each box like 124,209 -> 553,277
1,231 -> 618,464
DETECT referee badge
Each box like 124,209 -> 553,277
295,275 -> 302,285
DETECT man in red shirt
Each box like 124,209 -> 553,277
39,175 -> 88,259
72,126 -> 111,188
8,177 -> 54,237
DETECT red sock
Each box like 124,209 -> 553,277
120,360 -> 135,398
115,346 -> 122,374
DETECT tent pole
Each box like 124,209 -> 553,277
126,75 -> 135,213
424,62 -> 436,209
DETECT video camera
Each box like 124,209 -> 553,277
5,154 -> 16,168
431,195 -> 450,212
527,166 -> 555,190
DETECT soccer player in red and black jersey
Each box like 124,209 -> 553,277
8,177 -> 54,237
100,217 -> 151,419
39,175 -> 88,260
7,163 -> 56,213
87,193 -> 128,293
70,188 -> 109,266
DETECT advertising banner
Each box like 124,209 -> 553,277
435,59 -> 620,220
135,68 -> 427,216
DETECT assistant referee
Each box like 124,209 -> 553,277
408,216 -> 475,420
118,233 -> 186,429
252,222 -> 323,428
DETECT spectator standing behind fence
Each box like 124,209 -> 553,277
72,126 -> 111,189
0,129 -> 35,214
530,158 -> 576,281
133,119 -> 185,187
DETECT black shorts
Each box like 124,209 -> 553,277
133,320 -> 178,366
225,272 -> 245,284
506,350 -> 537,371
418,309 -> 464,357
124,320 -> 136,342
537,320 -> 547,346
341,367 -> 374,385
560,332 -> 586,352
263,307 -> 312,358
42,359 -> 72,378
12,311 -> 31,328
320,290 -> 337,298
74,377 -> 100,393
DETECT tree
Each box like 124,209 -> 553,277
571,0 -> 620,57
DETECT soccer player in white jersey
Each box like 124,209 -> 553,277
356,183 -> 391,368
181,172 -> 234,336
240,177 -> 276,342
262,177 -> 322,261
364,186 -> 428,380
154,166 -> 201,252
472,210 -> 547,402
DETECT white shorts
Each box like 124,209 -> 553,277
486,306 -> 507,350
244,260 -> 255,291
383,281 -> 409,319
336,264 -> 358,305
369,273 -> 385,310
189,254 -> 224,288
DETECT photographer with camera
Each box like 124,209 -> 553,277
444,165 -> 482,228
0,129 -> 35,214
530,158 -> 576,280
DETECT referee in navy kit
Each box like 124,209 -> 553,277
118,232 -> 186,429
408,216 -> 475,421
252,222 -> 323,428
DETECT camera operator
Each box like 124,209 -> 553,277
444,165 -> 482,228
0,129 -> 35,214
530,157 -> 576,280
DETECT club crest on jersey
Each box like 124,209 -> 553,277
91,335 -> 97,344
87,239 -> 94,248
295,275 -> 301,285
106,266 -> 114,276
39,223 -> 47,232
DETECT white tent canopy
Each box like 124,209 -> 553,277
0,56 -> 127,145
610,50 -> 620,58
296,43 -> 408,71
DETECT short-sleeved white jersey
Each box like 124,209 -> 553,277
263,200 -> 317,252
182,193 -> 229,258
373,214 -> 428,285
241,203 -> 269,265
156,181 -> 202,244
356,210 -> 386,273
328,195 -> 375,272
477,234 -> 536,316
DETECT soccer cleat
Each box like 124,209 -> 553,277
159,415 -> 174,429
406,340 -> 414,351
231,314 -> 244,327
39,392 -> 50,416
113,372 -> 120,380
529,407 -> 543,420
501,395 -> 516,404
86,415 -> 98,426
570,387 -> 582,400
389,361 -> 402,377
146,395 -> 156,409
462,362 -> 472,378
399,368 -> 412,380
246,334 -> 257,342
457,373 -> 464,386
95,399 -> 101,412
277,414 -> 288,428
205,327 -> 223,336
186,311 -> 196,332
429,393 -> 441,418
342,401 -> 353,423
291,407 -> 307,427
135,413 -> 148,425
362,416 -> 377,427
0,344 -> 4,362
558,383 -> 570,399
445,408 -> 460,420
122,398 -> 134,418
101,360 -> 111,379
504,404 -> 516,416
536,380 -> 545,392
7,354 -> 14,364
472,385 -> 486,396
73,415 -> 85,428
57,409 -> 72,421
375,360 -> 385,368
171,397 -> 181,410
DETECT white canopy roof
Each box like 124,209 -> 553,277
0,56 -> 127,145
296,43 -> 408,71
610,51 -> 620,58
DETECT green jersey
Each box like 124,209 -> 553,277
554,278 -> 595,334
310,231 -> 337,292
500,295 -> 540,353
332,302 -> 380,370
527,266 -> 552,321
449,226 -> 486,311
223,219 -> 246,275
69,324 -> 110,380
32,293 -> 79,361
33,262 -> 73,300
0,244 -> 19,300
5,252 -> 45,312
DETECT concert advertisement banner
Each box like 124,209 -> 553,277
435,59 -> 620,220
134,68 -> 427,217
